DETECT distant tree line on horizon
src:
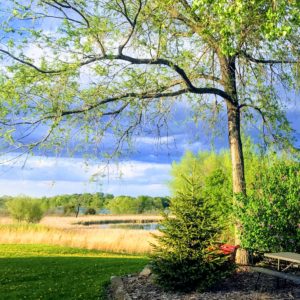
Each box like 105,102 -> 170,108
0,192 -> 170,216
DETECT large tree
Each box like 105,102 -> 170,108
0,1 -> 299,262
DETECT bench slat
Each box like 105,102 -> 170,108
264,252 -> 300,264
250,267 -> 300,284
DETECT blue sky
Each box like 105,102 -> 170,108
0,101 -> 229,197
0,102 -> 299,198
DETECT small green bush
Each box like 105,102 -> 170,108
63,204 -> 76,215
151,174 -> 235,292
85,208 -> 96,215
6,197 -> 45,223
235,161 -> 300,253
105,196 -> 141,214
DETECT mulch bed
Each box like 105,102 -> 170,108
119,267 -> 300,300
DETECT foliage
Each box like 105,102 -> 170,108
105,195 -> 168,214
52,192 -> 109,213
105,196 -> 140,214
171,145 -> 300,250
0,244 -> 148,300
2,193 -> 169,216
85,207 -> 96,215
0,0 -> 298,160
235,160 -> 300,253
6,197 -> 45,223
44,192 -> 169,214
0,196 -> 12,215
151,173 -> 234,292
63,204 -> 76,215
170,150 -> 233,236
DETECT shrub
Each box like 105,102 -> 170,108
63,204 -> 76,215
85,208 -> 96,215
151,174 -> 235,292
235,161 -> 300,253
6,197 -> 45,223
105,196 -> 140,214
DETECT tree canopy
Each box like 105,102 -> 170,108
0,1 -> 299,158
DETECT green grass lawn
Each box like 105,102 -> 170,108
0,244 -> 148,300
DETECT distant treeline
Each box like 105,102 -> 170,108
0,193 -> 170,216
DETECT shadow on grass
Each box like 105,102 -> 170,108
0,256 -> 148,300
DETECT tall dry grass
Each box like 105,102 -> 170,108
0,215 -> 161,253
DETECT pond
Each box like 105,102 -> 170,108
99,223 -> 160,231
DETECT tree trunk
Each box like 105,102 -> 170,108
222,56 -> 249,265
75,204 -> 81,218
226,102 -> 250,265
226,103 -> 246,195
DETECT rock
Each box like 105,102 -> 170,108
111,276 -> 123,288
139,265 -> 152,277
149,273 -> 156,283
110,276 -> 132,300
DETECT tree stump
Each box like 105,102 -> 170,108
235,248 -> 250,265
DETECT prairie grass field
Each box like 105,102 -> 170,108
0,215 -> 161,253
0,244 -> 148,299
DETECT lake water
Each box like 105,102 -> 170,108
99,223 -> 160,231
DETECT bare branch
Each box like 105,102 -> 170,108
59,85 -> 234,118
19,12 -> 86,25
62,0 -> 90,27
101,102 -> 129,116
103,53 -> 223,91
240,51 -> 298,64
239,103 -> 267,123
0,49 -> 64,74
43,0 -> 90,27
118,0 -> 143,54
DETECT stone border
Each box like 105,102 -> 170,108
110,276 -> 132,300
110,265 -> 152,300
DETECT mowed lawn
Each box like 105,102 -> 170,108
0,244 -> 148,300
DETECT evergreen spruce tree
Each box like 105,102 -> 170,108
151,171 -> 234,292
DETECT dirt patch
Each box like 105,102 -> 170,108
111,267 -> 300,300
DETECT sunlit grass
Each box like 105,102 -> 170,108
0,223 -> 157,254
0,244 -> 148,299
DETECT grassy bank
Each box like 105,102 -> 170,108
0,244 -> 148,299
0,223 -> 156,253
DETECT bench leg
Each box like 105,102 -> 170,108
255,272 -> 261,290
276,278 -> 287,288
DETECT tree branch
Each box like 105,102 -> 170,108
60,85 -> 234,117
0,49 -> 64,74
239,103 -> 267,123
118,0 -> 143,54
43,0 -> 90,27
19,13 -> 86,25
240,51 -> 298,64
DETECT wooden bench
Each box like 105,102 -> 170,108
251,266 -> 300,286
251,252 -> 300,289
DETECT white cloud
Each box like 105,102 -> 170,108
0,154 -> 171,197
